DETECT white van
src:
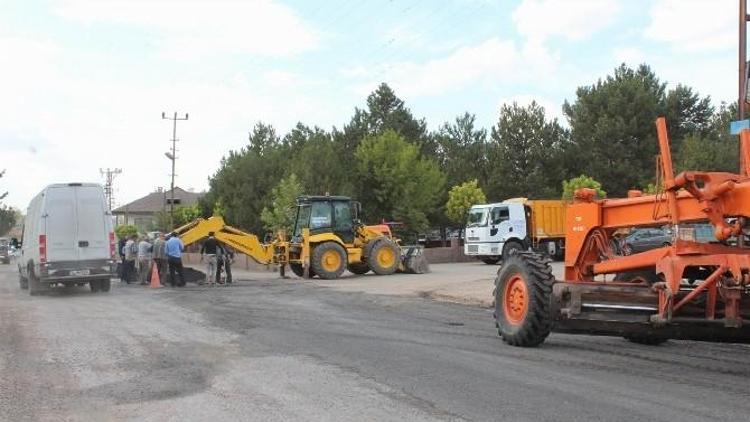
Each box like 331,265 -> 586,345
18,183 -> 116,295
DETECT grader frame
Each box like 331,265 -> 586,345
495,117 -> 750,346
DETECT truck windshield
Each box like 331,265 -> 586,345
466,209 -> 488,227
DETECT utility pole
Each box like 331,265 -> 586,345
161,111 -> 189,229
99,168 -> 122,211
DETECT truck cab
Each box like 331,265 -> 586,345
464,202 -> 528,264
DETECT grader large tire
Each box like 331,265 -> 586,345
311,242 -> 347,280
367,239 -> 400,275
493,252 -> 554,347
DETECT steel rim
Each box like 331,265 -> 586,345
377,247 -> 396,268
504,274 -> 528,325
321,250 -> 342,272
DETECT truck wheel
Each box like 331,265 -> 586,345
502,241 -> 524,261
347,262 -> 370,275
494,252 -> 554,347
481,257 -> 500,265
19,273 -> 28,290
100,278 -> 111,292
367,239 -> 399,275
311,242 -> 347,280
623,335 -> 668,345
90,280 -> 101,293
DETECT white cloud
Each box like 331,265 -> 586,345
512,0 -> 621,42
53,0 -> 320,58
645,0 -> 734,52
347,37 -> 559,97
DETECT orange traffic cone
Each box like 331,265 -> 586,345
150,262 -> 162,289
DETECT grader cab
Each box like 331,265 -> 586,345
493,117 -> 750,347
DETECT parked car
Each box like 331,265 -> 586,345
0,244 -> 10,264
624,227 -> 673,254
18,183 -> 116,295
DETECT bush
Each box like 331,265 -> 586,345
562,175 -> 606,200
115,224 -> 138,239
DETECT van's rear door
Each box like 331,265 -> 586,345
44,186 -> 78,261
75,186 -> 110,261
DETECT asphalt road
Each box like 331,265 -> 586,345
1,263 -> 749,422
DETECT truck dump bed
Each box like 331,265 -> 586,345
527,200 -> 566,240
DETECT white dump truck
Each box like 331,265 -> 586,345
463,198 -> 566,264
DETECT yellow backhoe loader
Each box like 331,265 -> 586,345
172,195 -> 429,279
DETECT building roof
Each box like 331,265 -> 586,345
112,187 -> 203,214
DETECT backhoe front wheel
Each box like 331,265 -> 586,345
367,239 -> 400,275
493,252 -> 554,347
311,242 -> 347,280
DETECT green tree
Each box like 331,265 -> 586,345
562,175 -> 606,200
445,180 -> 487,235
260,173 -> 304,233
488,101 -> 568,200
335,83 -> 432,162
0,206 -> 16,235
115,224 -> 138,239
564,64 -> 666,196
355,130 -> 446,231
173,204 -> 202,227
206,122 -> 287,233
665,84 -> 714,145
435,113 -> 489,189
676,102 -> 738,174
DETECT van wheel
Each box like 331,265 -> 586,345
28,268 -> 42,296
482,257 -> 500,265
90,280 -> 101,293
100,279 -> 111,292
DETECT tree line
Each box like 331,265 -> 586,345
196,64 -> 739,236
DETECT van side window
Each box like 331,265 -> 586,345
491,207 -> 510,225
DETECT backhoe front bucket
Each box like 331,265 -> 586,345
399,245 -> 430,274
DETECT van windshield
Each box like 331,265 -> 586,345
466,209 -> 488,227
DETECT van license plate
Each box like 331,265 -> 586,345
70,269 -> 90,276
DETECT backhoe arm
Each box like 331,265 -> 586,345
174,217 -> 276,265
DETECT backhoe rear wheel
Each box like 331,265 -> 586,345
367,239 -> 400,275
311,242 -> 347,280
493,252 -> 554,347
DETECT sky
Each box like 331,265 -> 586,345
0,0 -> 739,210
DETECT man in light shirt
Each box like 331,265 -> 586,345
165,233 -> 185,287
137,236 -> 153,285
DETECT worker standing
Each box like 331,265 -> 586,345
122,234 -> 138,284
200,232 -> 220,285
216,245 -> 234,284
152,233 -> 167,284
165,233 -> 186,287
137,236 -> 152,285
118,235 -> 127,282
